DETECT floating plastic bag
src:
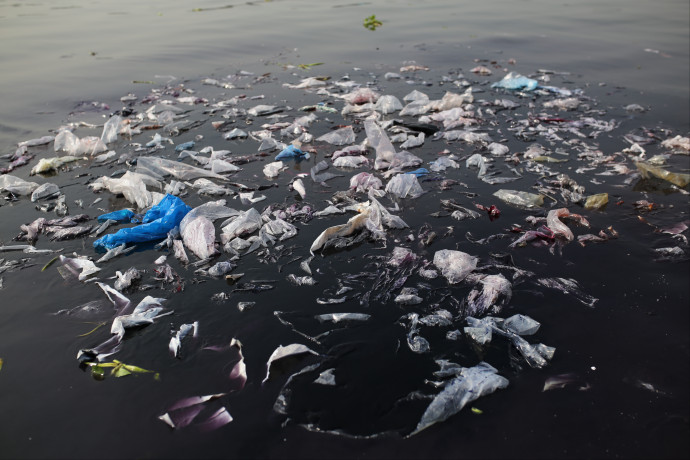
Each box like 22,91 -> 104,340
93,194 -> 191,251
220,208 -> 263,244
136,156 -> 227,181
181,215 -> 218,260
584,193 -> 609,210
374,95 -> 403,114
364,119 -> 397,170
385,173 -> 424,199
433,249 -> 477,284
30,156 -> 82,175
275,145 -> 309,161
333,155 -> 369,168
316,126 -> 356,146
493,189 -> 544,208
97,209 -> 136,223
349,172 -> 382,192
30,183 -> 60,202
491,72 -> 539,91
90,171 -> 162,209
0,174 -> 39,195
636,161 -> 690,187
101,115 -> 123,144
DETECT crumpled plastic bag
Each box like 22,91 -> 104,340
364,118 -> 397,170
30,156 -> 83,175
263,161 -> 285,178
0,174 -> 40,195
433,249 -> 477,284
349,172 -> 382,192
636,161 -> 690,187
491,72 -> 539,91
333,155 -> 369,168
30,182 -> 60,202
493,189 -> 544,208
181,215 -> 218,260
584,193 -> 609,210
220,208 -> 263,244
385,173 -> 424,199
101,115 -> 123,144
93,194 -> 191,251
429,156 -> 459,172
90,171 -> 163,209
374,95 -> 403,114
316,126 -> 356,146
275,145 -> 309,161
54,130 -> 107,156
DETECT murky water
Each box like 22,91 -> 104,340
1,0 -> 688,458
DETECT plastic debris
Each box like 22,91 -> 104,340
433,249 -> 478,284
412,362 -> 509,435
493,189 -> 544,208
94,194 -> 191,251
491,72 -> 539,91
584,193 -> 609,210
636,161 -> 690,187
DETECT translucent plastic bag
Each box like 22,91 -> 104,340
385,173 -> 424,199
181,215 -> 218,260
433,249 -> 477,284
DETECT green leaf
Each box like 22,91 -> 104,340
113,366 -> 132,378
41,256 -> 59,272
471,407 -> 483,414
363,14 -> 383,31
77,321 -> 107,337
297,62 -> 324,70
91,365 -> 105,381
0,357 -> 4,372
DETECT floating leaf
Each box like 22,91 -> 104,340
88,360 -> 155,379
0,357 -> 3,372
297,62 -> 324,70
41,256 -> 59,272
77,321 -> 107,337
471,407 -> 483,414
363,14 -> 383,31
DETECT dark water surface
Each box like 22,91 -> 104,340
1,1 -> 689,459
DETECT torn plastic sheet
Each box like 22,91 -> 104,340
433,249 -> 478,284
136,156 -> 227,181
94,194 -> 191,251
465,316 -> 554,368
464,274 -> 512,317
58,254 -> 100,281
546,208 -> 590,241
158,393 -> 231,430
535,277 -> 598,307
311,160 -> 342,183
169,322 -> 199,358
411,362 -> 509,436
262,343 -> 319,384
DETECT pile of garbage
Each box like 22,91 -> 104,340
1,61 -> 688,437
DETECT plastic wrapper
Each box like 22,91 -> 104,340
137,156 -> 227,181
584,193 -> 608,210
181,215 -> 218,260
30,156 -> 82,175
433,249 -> 478,284
385,173 -> 424,199
635,161 -> 690,187
491,72 -> 539,91
93,194 -> 191,251
412,362 -> 509,435
30,183 -> 60,202
493,189 -> 544,208
0,174 -> 39,195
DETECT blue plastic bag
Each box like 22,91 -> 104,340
405,168 -> 430,178
175,141 -> 195,152
275,145 -> 308,161
93,194 -> 191,251
491,72 -> 539,91
97,209 -> 137,223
